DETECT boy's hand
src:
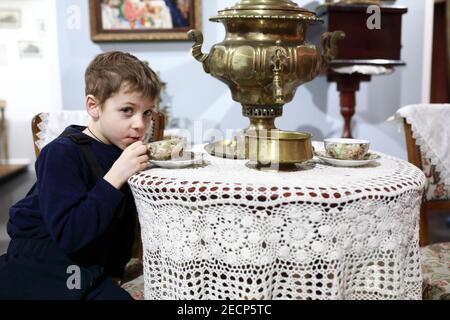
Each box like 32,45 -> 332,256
104,141 -> 149,189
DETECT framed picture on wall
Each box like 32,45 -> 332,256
18,41 -> 43,58
0,44 -> 7,66
0,9 -> 21,28
89,0 -> 201,42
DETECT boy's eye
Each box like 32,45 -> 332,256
120,107 -> 133,114
144,110 -> 153,117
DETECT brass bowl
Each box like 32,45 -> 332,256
204,138 -> 246,160
245,130 -> 313,167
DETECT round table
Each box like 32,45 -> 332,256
129,143 -> 426,300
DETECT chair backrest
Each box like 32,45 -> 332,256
403,116 -> 450,246
31,110 -> 165,157
403,118 -> 450,205
403,119 -> 429,246
403,120 -> 421,169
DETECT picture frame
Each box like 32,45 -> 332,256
18,41 -> 43,58
0,44 -> 7,66
0,9 -> 21,28
89,0 -> 202,42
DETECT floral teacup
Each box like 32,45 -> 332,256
147,137 -> 185,161
323,138 -> 370,160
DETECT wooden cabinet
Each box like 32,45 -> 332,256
317,3 -> 407,138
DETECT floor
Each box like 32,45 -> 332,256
0,169 -> 449,255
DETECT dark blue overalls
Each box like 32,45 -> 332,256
0,128 -> 133,300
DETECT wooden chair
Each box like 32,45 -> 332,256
403,120 -> 450,246
31,110 -> 165,298
403,118 -> 450,300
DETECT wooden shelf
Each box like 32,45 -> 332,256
0,163 -> 28,184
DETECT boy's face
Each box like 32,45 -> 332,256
94,87 -> 155,150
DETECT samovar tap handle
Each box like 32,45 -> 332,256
320,31 -> 346,69
188,30 -> 211,73
271,44 -> 289,104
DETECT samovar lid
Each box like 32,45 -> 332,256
210,0 -> 322,24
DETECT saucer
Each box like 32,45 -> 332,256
150,152 -> 204,169
314,150 -> 380,167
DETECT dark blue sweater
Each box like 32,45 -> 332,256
7,125 -> 136,277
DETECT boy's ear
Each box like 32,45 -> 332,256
85,95 -> 100,119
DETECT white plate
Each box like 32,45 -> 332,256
314,150 -> 380,167
150,152 -> 204,169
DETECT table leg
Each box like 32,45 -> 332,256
339,86 -> 356,139
327,73 -> 371,139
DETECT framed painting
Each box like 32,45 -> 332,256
0,9 -> 21,28
18,41 -> 43,58
89,0 -> 201,42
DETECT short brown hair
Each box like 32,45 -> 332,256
85,51 -> 161,106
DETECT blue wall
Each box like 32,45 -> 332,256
56,0 -> 431,159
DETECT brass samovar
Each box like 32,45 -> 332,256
188,0 -> 344,168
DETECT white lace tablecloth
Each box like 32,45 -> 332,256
129,143 -> 426,300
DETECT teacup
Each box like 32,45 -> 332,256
147,137 -> 185,161
323,138 -> 370,160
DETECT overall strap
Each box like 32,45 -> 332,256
27,128 -> 127,219
27,129 -> 98,196
65,132 -> 105,180
64,130 -> 126,219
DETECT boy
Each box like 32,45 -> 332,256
0,51 -> 160,299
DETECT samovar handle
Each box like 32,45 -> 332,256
270,45 -> 289,104
187,30 -> 210,73
320,31 -> 346,68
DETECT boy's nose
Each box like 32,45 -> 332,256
132,116 -> 145,129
